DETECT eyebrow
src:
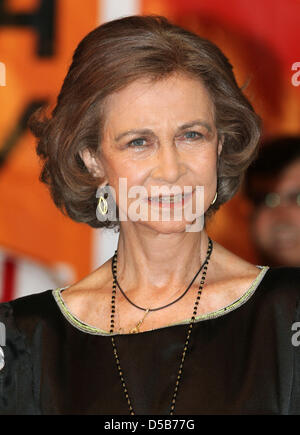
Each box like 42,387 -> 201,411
114,119 -> 213,142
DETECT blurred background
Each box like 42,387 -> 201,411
0,0 -> 299,301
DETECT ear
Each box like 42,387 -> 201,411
79,148 -> 107,180
217,134 -> 224,157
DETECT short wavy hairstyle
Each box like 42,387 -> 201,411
29,14 -> 261,230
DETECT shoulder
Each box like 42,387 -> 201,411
253,266 -> 300,321
265,265 -> 300,281
209,242 -> 299,306
0,289 -> 61,340
58,258 -> 113,320
0,289 -> 56,317
260,266 -> 300,296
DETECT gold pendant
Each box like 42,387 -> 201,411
129,308 -> 150,334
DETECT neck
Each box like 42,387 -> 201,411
115,221 -> 210,300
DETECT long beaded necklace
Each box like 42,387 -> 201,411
114,239 -> 214,333
110,237 -> 213,415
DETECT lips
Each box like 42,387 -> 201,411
148,193 -> 186,203
145,191 -> 194,207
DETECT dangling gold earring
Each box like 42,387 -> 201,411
97,195 -> 108,215
211,192 -> 218,205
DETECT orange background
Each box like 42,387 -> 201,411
0,0 -> 98,280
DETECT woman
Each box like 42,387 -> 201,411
0,15 -> 299,415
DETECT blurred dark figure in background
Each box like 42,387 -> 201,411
244,136 -> 300,267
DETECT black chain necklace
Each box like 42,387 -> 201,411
114,245 -> 211,312
110,237 -> 213,415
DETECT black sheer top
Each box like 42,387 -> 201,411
0,265 -> 300,415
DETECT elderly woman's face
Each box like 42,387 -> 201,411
89,73 -> 222,232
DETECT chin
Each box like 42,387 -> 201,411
134,216 -> 204,234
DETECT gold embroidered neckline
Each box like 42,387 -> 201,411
52,265 -> 269,336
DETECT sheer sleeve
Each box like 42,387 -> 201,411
0,302 -> 39,415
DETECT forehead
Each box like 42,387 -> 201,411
103,73 -> 215,129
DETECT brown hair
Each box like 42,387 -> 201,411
29,14 -> 261,229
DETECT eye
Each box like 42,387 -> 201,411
128,138 -> 147,148
184,131 -> 203,140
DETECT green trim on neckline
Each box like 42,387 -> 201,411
52,265 -> 269,336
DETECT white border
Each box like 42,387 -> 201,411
99,0 -> 140,23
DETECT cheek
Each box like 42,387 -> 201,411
104,155 -> 143,183
287,208 -> 300,227
104,159 -> 149,206
190,152 -> 218,183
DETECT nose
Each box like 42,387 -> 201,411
151,144 -> 186,184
